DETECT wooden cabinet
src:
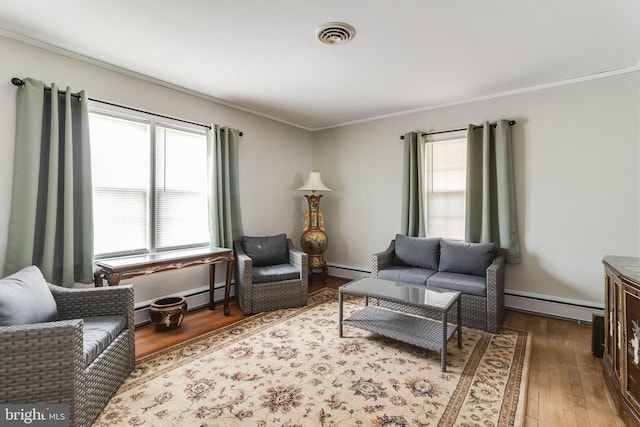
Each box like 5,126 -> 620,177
604,256 -> 640,426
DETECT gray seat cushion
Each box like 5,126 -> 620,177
427,272 -> 487,297
377,266 -> 436,286
82,315 -> 127,367
393,234 -> 441,270
438,239 -> 496,277
252,264 -> 300,284
0,265 -> 58,326
242,234 -> 289,267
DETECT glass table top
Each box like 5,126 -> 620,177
340,277 -> 459,311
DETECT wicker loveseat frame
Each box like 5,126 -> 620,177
371,240 -> 505,333
0,284 -> 135,427
234,238 -> 308,315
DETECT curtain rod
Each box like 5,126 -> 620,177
11,77 -> 243,136
399,120 -> 516,140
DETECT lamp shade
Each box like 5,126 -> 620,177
297,171 -> 332,193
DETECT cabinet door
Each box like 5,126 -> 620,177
605,268 -> 624,382
616,275 -> 624,380
625,283 -> 640,413
605,269 -> 616,368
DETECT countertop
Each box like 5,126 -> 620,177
603,255 -> 640,284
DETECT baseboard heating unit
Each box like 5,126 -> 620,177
504,292 -> 603,323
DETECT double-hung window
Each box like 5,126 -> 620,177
424,135 -> 467,240
89,108 -> 210,258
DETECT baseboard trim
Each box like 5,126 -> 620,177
327,263 -> 603,323
504,292 -> 603,323
134,285 -> 235,326
327,264 -> 369,280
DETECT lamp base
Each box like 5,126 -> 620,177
300,193 -> 329,285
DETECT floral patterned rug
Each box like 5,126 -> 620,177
95,289 -> 530,426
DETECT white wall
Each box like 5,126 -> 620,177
0,36 -> 313,305
314,72 -> 640,309
2,35 -> 639,314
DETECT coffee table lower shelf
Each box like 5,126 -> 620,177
342,306 -> 458,371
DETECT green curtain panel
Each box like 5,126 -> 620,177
401,131 -> 425,237
207,125 -> 243,249
465,120 -> 521,264
4,78 -> 94,285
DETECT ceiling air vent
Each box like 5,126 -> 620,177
316,22 -> 356,45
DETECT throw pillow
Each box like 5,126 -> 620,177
393,234 -> 441,270
0,265 -> 58,326
242,233 -> 289,267
438,239 -> 497,277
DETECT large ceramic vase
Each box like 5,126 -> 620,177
300,194 -> 328,270
149,296 -> 187,329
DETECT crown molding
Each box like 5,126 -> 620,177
1,30 -> 313,132
315,64 -> 640,131
4,29 -> 638,133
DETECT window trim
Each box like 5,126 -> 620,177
89,103 -> 210,260
422,130 -> 467,240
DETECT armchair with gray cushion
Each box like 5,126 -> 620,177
234,233 -> 309,315
0,266 -> 135,427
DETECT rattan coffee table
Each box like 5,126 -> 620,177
339,277 -> 462,372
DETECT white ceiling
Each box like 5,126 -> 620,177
1,1 -> 639,130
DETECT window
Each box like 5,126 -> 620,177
89,109 -> 210,258
424,136 -> 467,239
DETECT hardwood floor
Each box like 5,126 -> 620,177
135,276 -> 624,426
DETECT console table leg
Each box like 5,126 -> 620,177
93,269 -> 106,287
107,273 -> 121,286
223,258 -> 234,316
209,264 -> 216,310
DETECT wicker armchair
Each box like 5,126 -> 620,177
234,236 -> 308,315
372,239 -> 505,333
0,283 -> 135,427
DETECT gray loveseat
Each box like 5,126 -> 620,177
0,266 -> 135,427
371,234 -> 505,333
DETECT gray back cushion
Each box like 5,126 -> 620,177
438,239 -> 497,277
393,234 -> 441,270
0,265 -> 58,326
242,233 -> 289,267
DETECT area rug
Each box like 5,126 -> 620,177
95,289 -> 531,426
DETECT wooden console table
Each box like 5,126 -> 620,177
94,246 -> 235,316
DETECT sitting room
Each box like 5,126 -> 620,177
0,2 -> 639,426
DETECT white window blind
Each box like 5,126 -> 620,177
154,126 -> 209,249
424,137 -> 467,239
89,110 -> 210,258
90,114 -> 150,255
